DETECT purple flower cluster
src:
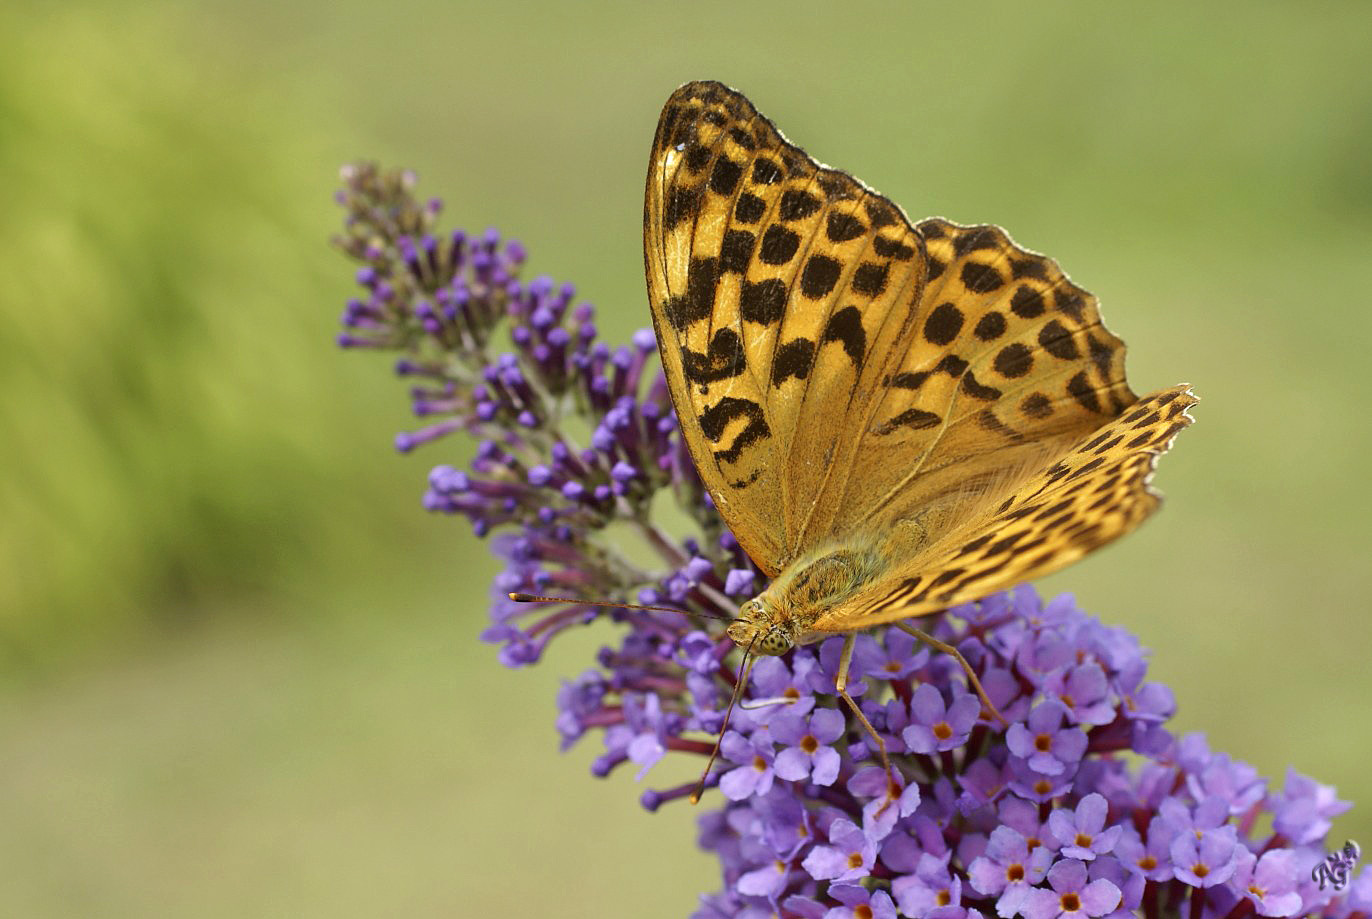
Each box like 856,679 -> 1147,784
333,163 -> 1370,919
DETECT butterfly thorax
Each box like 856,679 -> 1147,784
726,539 -> 889,656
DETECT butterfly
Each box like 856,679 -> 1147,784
642,81 -> 1195,787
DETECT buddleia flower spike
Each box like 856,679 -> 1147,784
331,85 -> 1367,918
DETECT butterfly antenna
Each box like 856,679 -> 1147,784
690,643 -> 757,805
507,592 -> 731,622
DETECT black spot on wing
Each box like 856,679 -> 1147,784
668,117 -> 696,150
923,303 -> 964,345
656,104 -> 683,146
1038,320 -> 1079,359
1130,411 -> 1161,430
1067,456 -> 1106,481
935,354 -> 969,377
1010,285 -> 1046,318
962,372 -> 1002,401
1092,434 -> 1125,455
1055,289 -> 1086,321
851,262 -> 888,297
719,229 -> 755,275
709,156 -> 743,195
956,533 -> 996,556
1034,499 -> 1075,522
752,158 -> 783,185
681,327 -> 747,384
930,568 -> 965,588
735,193 -> 765,224
772,339 -> 815,386
778,189 -> 822,221
700,397 -> 770,464
759,226 -> 800,265
976,409 -> 1018,437
873,236 -> 916,260
728,127 -> 756,150
952,226 -> 1002,255
781,153 -> 808,177
826,212 -> 866,242
918,220 -> 947,239
665,185 -> 702,231
891,370 -> 929,390
973,311 -> 1007,341
822,306 -> 865,365
1067,372 -> 1102,413
1009,257 -> 1049,281
815,172 -> 851,199
740,278 -> 787,324
1087,334 -> 1115,374
1121,405 -> 1152,424
1021,392 -> 1053,418
800,255 -> 842,299
664,256 -> 719,330
684,143 -> 711,174
993,343 -> 1033,378
864,198 -> 898,228
960,262 -> 1004,293
729,468 -> 763,489
874,407 -> 941,435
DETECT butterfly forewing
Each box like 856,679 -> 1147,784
645,81 -> 929,575
811,384 -> 1197,631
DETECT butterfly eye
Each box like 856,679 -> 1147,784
757,630 -> 792,656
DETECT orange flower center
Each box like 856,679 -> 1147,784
1061,893 -> 1081,911
800,735 -> 819,754
933,721 -> 953,741
1034,733 -> 1053,752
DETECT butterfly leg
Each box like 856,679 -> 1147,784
895,622 -> 1010,727
834,634 -> 899,812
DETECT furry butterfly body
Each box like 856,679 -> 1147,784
645,81 -> 1194,710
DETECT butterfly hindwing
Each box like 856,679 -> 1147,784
645,81 -> 929,575
810,384 -> 1197,632
816,218 -> 1141,549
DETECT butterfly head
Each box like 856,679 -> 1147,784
726,598 -> 794,656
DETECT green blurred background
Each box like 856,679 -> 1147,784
2,2 -> 1369,915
